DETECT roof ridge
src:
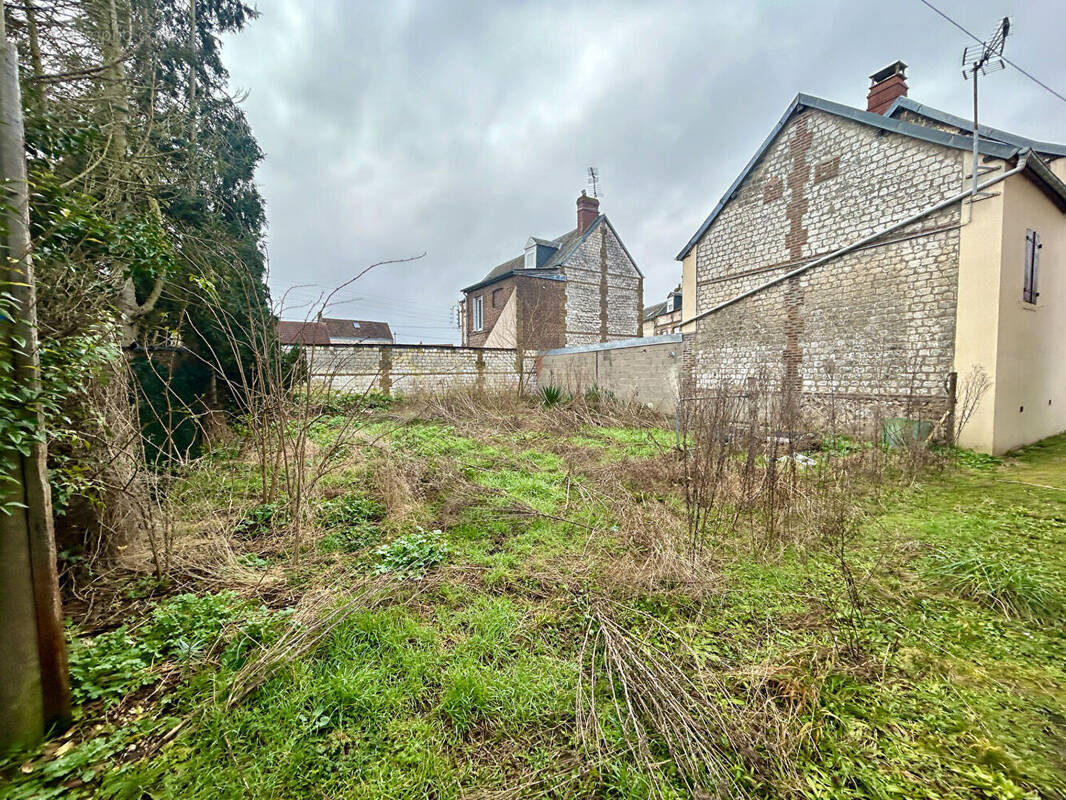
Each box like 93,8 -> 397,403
886,96 -> 1066,157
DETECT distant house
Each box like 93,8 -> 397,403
277,320 -> 331,347
320,318 -> 393,345
642,285 -> 682,337
677,61 -> 1066,454
277,317 -> 393,347
459,192 -> 643,350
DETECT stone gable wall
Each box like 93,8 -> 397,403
310,344 -> 537,396
685,108 -> 966,424
563,220 -> 642,346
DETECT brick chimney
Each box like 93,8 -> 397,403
577,190 -> 600,234
866,61 -> 908,115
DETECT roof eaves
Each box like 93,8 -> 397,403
462,267 -> 565,294
676,93 -> 1021,260
462,270 -> 516,294
1020,149 -> 1066,212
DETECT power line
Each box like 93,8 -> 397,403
274,295 -> 454,324
918,0 -> 1066,104
277,286 -> 454,319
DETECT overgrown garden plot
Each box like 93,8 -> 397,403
4,394 -> 1065,799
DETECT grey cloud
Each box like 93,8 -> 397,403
225,0 -> 1065,343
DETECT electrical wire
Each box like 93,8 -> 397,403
917,0 -> 1066,104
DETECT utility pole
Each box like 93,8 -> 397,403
0,4 -> 71,750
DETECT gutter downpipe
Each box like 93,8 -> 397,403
684,151 -> 1030,328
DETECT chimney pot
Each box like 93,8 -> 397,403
867,60 -> 908,115
577,191 -> 600,234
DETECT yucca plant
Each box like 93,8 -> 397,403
538,385 -> 567,408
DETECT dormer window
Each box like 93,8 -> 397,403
524,237 -> 557,270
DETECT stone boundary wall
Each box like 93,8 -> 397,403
309,344 -> 537,395
537,334 -> 682,412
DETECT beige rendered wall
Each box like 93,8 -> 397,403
953,158 -> 1005,453
483,292 -> 517,348
989,173 -> 1066,452
681,252 -> 697,328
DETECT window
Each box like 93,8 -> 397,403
1024,229 -> 1041,304
492,288 -> 503,308
472,295 -> 484,331
524,246 -> 536,270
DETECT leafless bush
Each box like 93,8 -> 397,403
180,261 -> 421,548
679,378 -> 810,558
952,364 -> 993,446
410,383 -> 666,440
577,599 -> 820,798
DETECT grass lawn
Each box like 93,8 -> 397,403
3,403 -> 1064,800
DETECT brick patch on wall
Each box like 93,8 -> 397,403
763,176 -> 784,203
813,156 -> 841,184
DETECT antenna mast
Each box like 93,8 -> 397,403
587,166 -> 600,199
962,16 -> 1010,202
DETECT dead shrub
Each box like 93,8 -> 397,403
577,599 -> 822,798
407,385 -> 668,438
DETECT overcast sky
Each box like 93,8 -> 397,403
223,0 -> 1064,344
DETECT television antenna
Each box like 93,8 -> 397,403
587,166 -> 600,199
962,16 -> 1010,201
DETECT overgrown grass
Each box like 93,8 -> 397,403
5,411 -> 1066,799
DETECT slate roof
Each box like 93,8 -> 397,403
278,320 -> 331,346
887,97 -> 1066,158
462,217 -> 606,294
643,301 -> 668,320
677,93 -> 1066,260
278,318 -> 394,345
321,317 -> 393,341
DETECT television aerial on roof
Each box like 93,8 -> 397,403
961,16 -> 1011,201
961,16 -> 1009,78
587,166 -> 600,199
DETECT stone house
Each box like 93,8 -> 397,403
319,318 -> 393,345
459,193 -> 643,350
642,285 -> 683,337
677,62 -> 1066,454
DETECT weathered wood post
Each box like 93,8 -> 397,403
0,6 -> 71,750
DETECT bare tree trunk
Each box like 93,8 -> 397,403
0,11 -> 71,749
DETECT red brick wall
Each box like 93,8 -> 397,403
515,277 -> 566,351
463,279 -> 516,347
463,274 -> 566,350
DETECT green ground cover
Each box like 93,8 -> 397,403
4,409 -> 1064,800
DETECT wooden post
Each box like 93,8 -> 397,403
0,7 -> 71,749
